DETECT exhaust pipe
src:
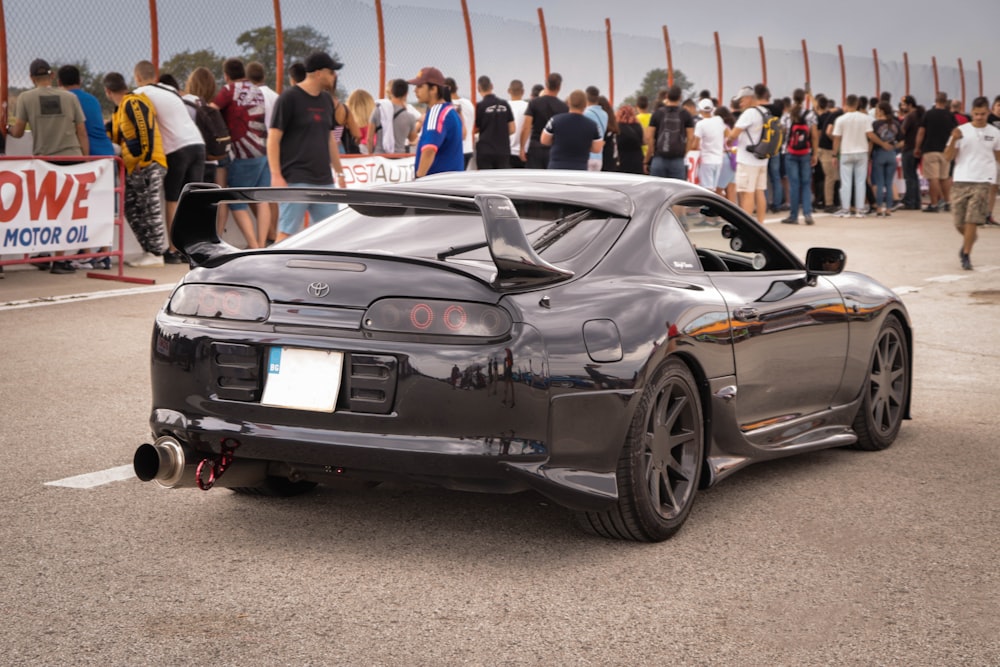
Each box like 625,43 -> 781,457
134,436 -> 268,489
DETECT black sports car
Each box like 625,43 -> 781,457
134,172 -> 912,542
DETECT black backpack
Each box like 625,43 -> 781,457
655,107 -> 687,158
747,107 -> 783,159
184,99 -> 232,161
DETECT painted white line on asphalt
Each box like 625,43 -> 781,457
925,274 -> 969,283
44,465 -> 135,489
0,283 -> 175,311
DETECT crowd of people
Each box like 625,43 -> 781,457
4,51 -> 1000,277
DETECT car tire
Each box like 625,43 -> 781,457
576,358 -> 704,542
852,316 -> 910,451
231,477 -> 318,497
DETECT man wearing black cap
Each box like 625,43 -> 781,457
7,58 -> 89,274
8,59 -> 88,158
268,51 -> 348,242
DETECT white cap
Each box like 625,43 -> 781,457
697,98 -> 714,112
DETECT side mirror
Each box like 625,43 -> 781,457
805,247 -> 846,276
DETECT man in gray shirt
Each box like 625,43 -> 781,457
367,79 -> 417,155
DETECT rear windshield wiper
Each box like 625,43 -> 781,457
531,209 -> 592,253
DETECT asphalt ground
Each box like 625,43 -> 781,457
1,206 -> 998,666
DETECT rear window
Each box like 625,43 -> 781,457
281,200 -> 623,271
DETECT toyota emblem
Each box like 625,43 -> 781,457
308,282 -> 331,298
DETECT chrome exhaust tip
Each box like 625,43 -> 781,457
133,436 -> 188,488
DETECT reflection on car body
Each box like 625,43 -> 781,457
134,172 -> 913,542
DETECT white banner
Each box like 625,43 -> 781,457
0,158 -> 116,253
340,154 -> 416,187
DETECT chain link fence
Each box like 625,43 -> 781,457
1,0 -> 988,131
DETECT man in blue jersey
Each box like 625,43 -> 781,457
408,67 -> 464,177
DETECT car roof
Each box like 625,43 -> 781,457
375,170 -> 677,218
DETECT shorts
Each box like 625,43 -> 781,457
717,155 -> 735,188
951,182 -> 992,228
277,183 -> 342,236
226,156 -> 270,211
698,162 -> 722,190
163,143 -> 206,201
735,163 -> 768,192
921,151 -> 950,180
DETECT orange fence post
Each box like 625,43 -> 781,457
801,39 -> 811,109
273,0 -> 284,93
605,18 -> 614,105
537,8 -> 550,82
758,36 -> 767,87
148,0 -> 159,75
662,25 -> 674,88
460,0 -> 476,104
374,0 -> 386,96
958,58 -> 965,110
903,52 -> 910,97
0,0 -> 8,134
714,31 -> 723,104
873,48 -> 880,98
932,56 -> 939,96
837,44 -> 846,106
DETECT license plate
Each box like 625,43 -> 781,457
261,347 -> 343,412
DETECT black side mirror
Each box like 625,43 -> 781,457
805,247 -> 846,276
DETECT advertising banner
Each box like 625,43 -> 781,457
0,158 -> 116,253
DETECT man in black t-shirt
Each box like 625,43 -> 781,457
899,95 -> 922,209
540,89 -> 602,170
474,76 -> 515,169
815,95 -> 843,212
915,92 -> 958,211
520,72 -> 568,169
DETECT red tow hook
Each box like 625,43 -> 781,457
195,438 -> 240,491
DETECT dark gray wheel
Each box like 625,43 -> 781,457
231,477 -> 318,497
852,316 -> 909,450
576,358 -> 704,542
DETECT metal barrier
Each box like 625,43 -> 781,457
0,154 -> 155,284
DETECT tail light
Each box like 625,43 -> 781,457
364,298 -> 511,338
168,284 -> 270,322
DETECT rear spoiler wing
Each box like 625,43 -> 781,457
172,184 -> 574,289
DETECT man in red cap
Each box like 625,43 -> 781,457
408,67 -> 464,177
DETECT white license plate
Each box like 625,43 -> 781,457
260,347 -> 343,412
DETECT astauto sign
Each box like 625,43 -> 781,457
0,159 -> 116,253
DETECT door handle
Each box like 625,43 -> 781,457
734,307 -> 760,321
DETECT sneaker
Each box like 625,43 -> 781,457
33,253 -> 52,271
824,205 -> 840,214
835,209 -> 851,218
92,257 -> 112,270
853,212 -> 866,218
50,260 -> 77,275
942,202 -> 951,212
985,216 -> 1000,227
804,216 -> 815,226
922,204 -> 940,213
126,252 -> 164,268
780,217 -> 798,224
960,250 -> 972,271
71,259 -> 94,270
891,201 -> 905,211
163,250 -> 186,265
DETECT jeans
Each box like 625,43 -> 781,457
767,154 -> 784,208
650,156 -> 687,180
839,152 -> 868,211
901,150 -> 920,208
786,153 -> 813,219
871,148 -> 897,209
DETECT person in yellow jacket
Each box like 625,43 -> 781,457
103,71 -> 168,267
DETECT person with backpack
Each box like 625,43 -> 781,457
213,58 -> 269,249
727,84 -> 776,223
782,104 -> 819,225
643,84 -> 694,181
368,79 -> 417,155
